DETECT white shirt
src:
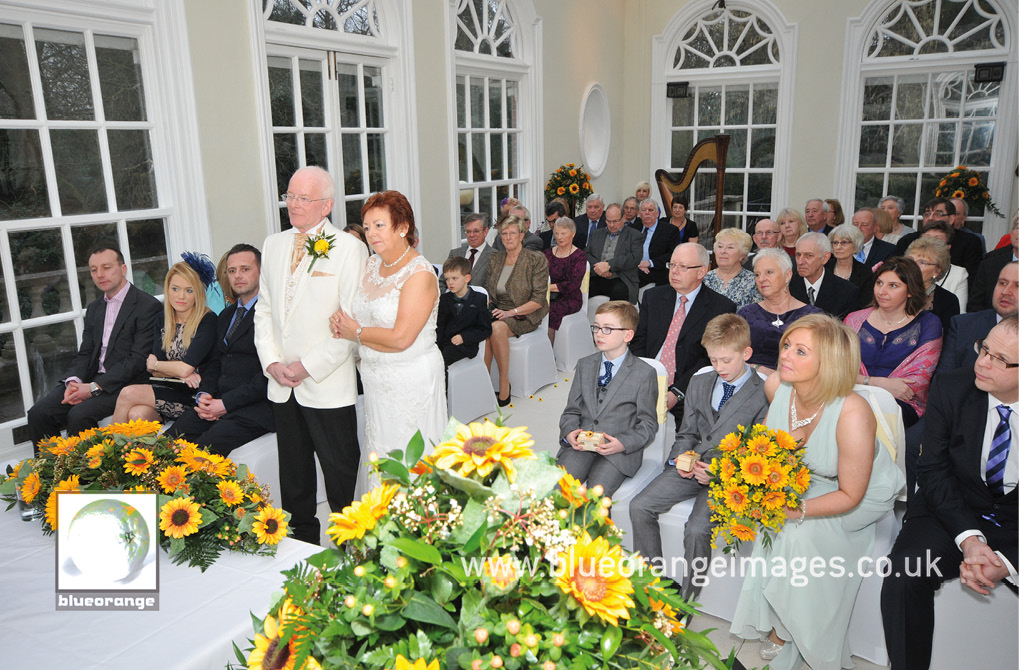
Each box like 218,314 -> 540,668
711,365 -> 753,411
860,236 -> 875,260
468,241 -> 488,255
804,269 -> 825,299
654,285 -> 702,362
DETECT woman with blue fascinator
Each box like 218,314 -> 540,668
111,253 -> 219,424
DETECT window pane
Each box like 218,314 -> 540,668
506,132 -> 517,179
10,228 -> 68,320
723,172 -> 744,207
749,127 -> 775,168
342,133 -> 363,194
456,75 -> 466,128
0,254 -> 8,323
366,133 -> 385,193
457,134 -> 467,182
890,123 -> 921,167
299,59 -> 324,127
267,56 -> 295,127
859,125 -> 889,167
337,63 -> 359,127
51,129 -> 108,215
0,129 -> 49,220
273,133 -> 298,198
959,121 -> 993,166
671,130 -> 694,168
925,122 -> 956,167
34,28 -> 94,121
364,66 -> 384,127
505,81 -> 518,128
305,133 -> 327,170
0,24 -> 35,119
24,321 -> 77,400
671,95 -> 694,127
930,72 -> 963,119
490,133 -> 503,180
698,87 -> 721,126
71,223 -> 118,308
95,34 -> 146,122
725,85 -> 749,125
0,333 -> 23,421
471,133 -> 487,181
919,172 -> 943,206
862,77 -> 893,122
887,173 -> 916,215
488,79 -> 502,129
747,173 -> 772,212
854,174 -> 884,213
127,218 -> 168,296
470,78 -> 484,128
751,85 -> 777,124
894,75 -> 927,120
345,199 -> 363,227
727,128 -> 747,167
964,80 -> 999,118
108,129 -> 156,211
478,186 -> 493,224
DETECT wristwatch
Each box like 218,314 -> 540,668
89,382 -> 102,397
667,385 -> 685,401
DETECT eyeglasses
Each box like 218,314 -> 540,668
665,263 -> 703,272
923,209 -> 949,218
911,257 -> 936,267
974,340 -> 1019,369
590,325 -> 630,335
281,193 -> 330,206
756,231 -> 781,236
831,239 -> 855,247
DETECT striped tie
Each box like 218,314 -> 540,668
986,405 -> 1013,496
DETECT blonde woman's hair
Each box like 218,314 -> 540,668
161,262 -> 210,353
714,227 -> 753,257
776,208 -> 807,240
873,207 -> 895,236
778,313 -> 860,404
906,236 -> 951,283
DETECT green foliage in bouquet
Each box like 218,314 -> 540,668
237,420 -> 734,670
0,420 -> 289,571
933,165 -> 1004,217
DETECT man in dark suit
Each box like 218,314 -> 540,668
852,208 -> 895,267
630,243 -> 737,418
633,198 -> 681,288
630,314 -> 769,602
896,198 -> 984,278
805,198 -> 833,236
571,193 -> 606,251
937,261 -> 1017,375
436,256 -> 493,373
789,232 -> 859,319
968,216 -> 1017,312
492,205 -> 543,252
27,245 -> 161,452
166,244 -> 273,456
446,213 -> 493,288
882,316 -> 1019,670
586,203 -> 643,303
950,197 -> 987,255
621,196 -> 640,229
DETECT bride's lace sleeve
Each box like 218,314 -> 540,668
395,256 -> 440,290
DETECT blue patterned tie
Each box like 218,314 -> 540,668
718,382 -> 735,410
855,249 -> 866,262
986,405 -> 1013,496
598,361 -> 613,388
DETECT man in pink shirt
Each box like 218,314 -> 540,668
26,244 -> 161,453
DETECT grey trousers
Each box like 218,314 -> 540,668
629,467 -> 714,601
556,446 -> 628,498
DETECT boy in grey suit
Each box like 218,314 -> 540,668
629,314 -> 769,602
557,301 -> 658,497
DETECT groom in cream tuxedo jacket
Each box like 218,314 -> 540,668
254,166 -> 368,544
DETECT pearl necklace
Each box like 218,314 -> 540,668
382,245 -> 411,268
790,389 -> 825,431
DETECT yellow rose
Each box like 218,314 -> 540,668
314,239 -> 330,254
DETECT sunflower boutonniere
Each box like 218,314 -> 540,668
306,231 -> 336,273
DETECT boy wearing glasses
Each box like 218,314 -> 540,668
556,300 -> 658,496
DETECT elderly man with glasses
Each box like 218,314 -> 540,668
895,197 -> 985,277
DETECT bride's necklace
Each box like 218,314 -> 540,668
790,389 -> 824,431
382,245 -> 411,268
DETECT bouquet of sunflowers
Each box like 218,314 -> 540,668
235,420 -> 736,670
0,420 -> 289,571
544,163 -> 593,211
934,165 -> 1004,217
706,424 -> 809,552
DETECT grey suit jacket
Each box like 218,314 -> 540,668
585,226 -> 643,303
447,243 -> 493,287
667,368 -> 769,462
558,352 -> 659,477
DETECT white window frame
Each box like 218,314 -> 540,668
651,0 -> 797,231
446,0 -> 542,248
0,0 -> 209,439
834,0 -> 1017,239
248,0 -> 420,239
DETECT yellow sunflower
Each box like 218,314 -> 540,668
721,482 -> 750,515
387,656 -> 440,670
774,430 -> 797,453
157,465 -> 189,493
748,435 -> 775,457
568,169 -> 577,177
968,176 -> 979,186
253,506 -> 290,545
85,443 -> 106,469
792,466 -> 811,494
44,475 -> 82,528
10,460 -> 23,478
106,419 -> 162,438
20,471 -> 41,504
217,480 -> 244,506
739,454 -> 769,486
159,497 -> 203,538
729,521 -> 756,542
484,554 -> 519,589
761,490 -> 787,511
178,446 -> 231,477
248,610 -> 321,670
569,183 -> 580,194
431,421 -> 535,483
718,458 -> 737,482
718,432 -> 740,453
952,190 -> 965,198
765,464 -> 789,490
555,532 -> 635,626
123,447 -> 154,476
557,186 -> 566,195
46,435 -> 80,457
558,470 -> 588,506
326,484 -> 398,546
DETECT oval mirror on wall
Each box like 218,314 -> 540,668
579,83 -> 610,178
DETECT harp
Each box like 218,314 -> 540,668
654,134 -> 730,239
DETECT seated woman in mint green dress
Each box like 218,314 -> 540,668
729,313 -> 904,670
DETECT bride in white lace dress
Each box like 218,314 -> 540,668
330,192 -> 447,478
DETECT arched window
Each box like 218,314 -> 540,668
450,0 -> 541,242
255,0 -> 417,232
652,1 -> 796,240
837,0 -> 1015,232
0,2 -> 207,433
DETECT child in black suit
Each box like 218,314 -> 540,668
437,257 -> 493,382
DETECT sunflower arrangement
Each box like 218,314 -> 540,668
544,163 -> 593,213
0,420 -> 289,571
934,165 -> 1004,217
235,420 -> 732,670
706,423 -> 809,552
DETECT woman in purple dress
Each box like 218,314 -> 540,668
543,217 -> 587,344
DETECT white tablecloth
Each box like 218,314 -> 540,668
0,505 -> 322,669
